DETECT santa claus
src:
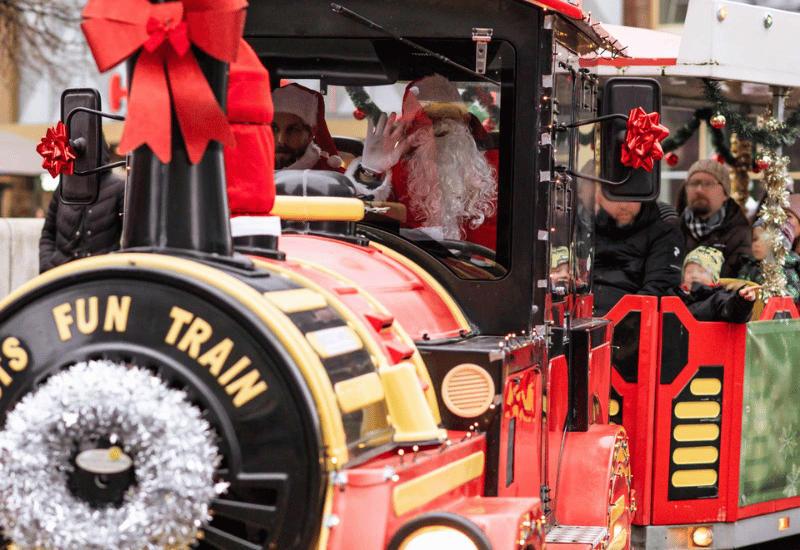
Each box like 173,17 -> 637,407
352,74 -> 498,249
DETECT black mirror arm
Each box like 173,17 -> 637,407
555,165 -> 633,187
73,160 -> 127,176
64,106 -> 127,177
560,113 -> 629,130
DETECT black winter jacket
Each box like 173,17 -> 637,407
39,171 -> 125,273
668,283 -> 753,323
674,197 -> 752,278
593,200 -> 685,316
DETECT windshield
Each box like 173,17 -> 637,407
263,38 -> 514,280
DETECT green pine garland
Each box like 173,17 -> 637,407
703,79 -> 800,149
345,86 -> 383,125
661,106 -> 737,165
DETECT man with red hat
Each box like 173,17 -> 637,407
271,83 -> 343,172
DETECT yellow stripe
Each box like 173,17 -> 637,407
271,196 -> 364,221
0,254 -> 349,467
671,469 -> 718,487
263,288 -> 327,313
690,378 -> 722,396
315,485 -> 334,550
392,452 -> 485,516
673,446 -> 719,465
275,255 -> 442,424
673,424 -> 720,442
369,241 -> 471,332
609,494 -> 626,525
334,372 -> 385,414
674,401 -> 721,420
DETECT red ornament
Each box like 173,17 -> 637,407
755,157 -> 772,171
665,152 -> 679,166
81,0 -> 247,164
621,107 -> 670,171
712,154 -> 724,164
353,108 -> 367,120
710,114 -> 726,129
36,122 -> 77,178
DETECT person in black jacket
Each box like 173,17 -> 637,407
593,186 -> 684,316
39,139 -> 125,273
671,246 -> 757,323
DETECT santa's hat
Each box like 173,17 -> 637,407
272,83 -> 342,169
225,39 -> 276,221
403,74 -> 468,121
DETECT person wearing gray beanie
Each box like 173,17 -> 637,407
673,158 -> 752,278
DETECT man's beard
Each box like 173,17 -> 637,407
688,197 -> 711,217
275,145 -> 302,169
404,118 -> 497,240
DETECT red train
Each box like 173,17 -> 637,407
1,1 -> 799,550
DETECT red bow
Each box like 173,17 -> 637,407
36,122 -> 77,178
144,16 -> 190,56
621,107 -> 670,171
81,0 -> 247,164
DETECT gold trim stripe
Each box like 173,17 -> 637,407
263,288 -> 327,313
392,451 -> 484,516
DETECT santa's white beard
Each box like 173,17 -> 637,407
404,118 -> 497,240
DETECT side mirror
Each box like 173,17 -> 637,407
600,77 -> 661,201
60,88 -> 102,205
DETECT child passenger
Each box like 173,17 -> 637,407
737,219 -> 800,302
670,246 -> 758,323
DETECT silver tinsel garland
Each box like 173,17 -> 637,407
756,147 -> 791,300
0,360 -> 227,550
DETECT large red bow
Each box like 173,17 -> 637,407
81,0 -> 247,164
621,107 -> 670,171
36,122 -> 77,178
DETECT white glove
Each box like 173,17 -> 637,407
361,112 -> 410,174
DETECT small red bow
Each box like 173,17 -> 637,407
621,107 -> 670,171
143,17 -> 190,56
36,122 -> 76,178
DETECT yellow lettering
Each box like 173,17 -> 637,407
165,307 -> 194,345
0,366 -> 11,386
218,356 -> 251,385
52,303 -> 74,341
75,297 -> 99,334
225,370 -> 268,407
177,317 -> 212,359
104,296 -> 131,332
2,337 -> 27,372
197,338 -> 234,376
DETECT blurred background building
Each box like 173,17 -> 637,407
1,0 -> 799,217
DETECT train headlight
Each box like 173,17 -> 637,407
691,526 -> 713,548
387,512 -> 493,550
396,526 -> 479,550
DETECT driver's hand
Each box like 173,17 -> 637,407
361,112 -> 410,174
